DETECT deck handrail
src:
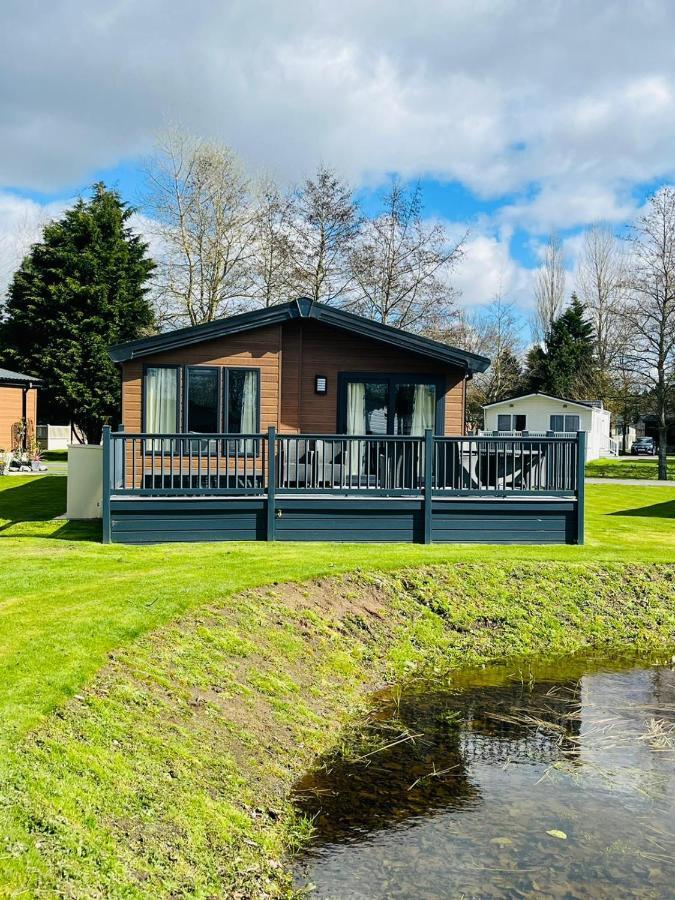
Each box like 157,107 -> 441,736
104,427 -> 583,499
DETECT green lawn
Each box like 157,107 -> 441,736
0,474 -> 673,748
0,475 -> 673,895
586,454 -> 675,480
41,449 -> 68,462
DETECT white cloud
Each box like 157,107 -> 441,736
498,181 -> 638,234
1,0 -> 675,217
452,228 -> 535,312
5,1 -> 675,325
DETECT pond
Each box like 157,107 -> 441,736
292,651 -> 675,898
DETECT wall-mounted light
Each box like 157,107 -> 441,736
315,375 -> 327,395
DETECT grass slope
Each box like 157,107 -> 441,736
0,477 -> 675,753
0,476 -> 673,752
1,564 -> 674,896
0,476 -> 672,893
586,455 -> 675,480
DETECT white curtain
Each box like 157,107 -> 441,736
240,370 -> 257,452
146,368 -> 177,432
346,382 -> 365,434
145,367 -> 177,451
411,384 -> 435,435
346,382 -> 365,477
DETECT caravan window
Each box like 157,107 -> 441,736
550,414 -> 580,432
496,414 -> 527,432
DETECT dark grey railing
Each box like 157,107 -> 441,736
433,434 -> 579,494
102,427 -> 585,545
275,434 -> 427,494
104,427 -> 584,498
108,431 -> 267,496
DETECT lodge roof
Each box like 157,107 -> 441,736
109,297 -> 491,374
0,367 -> 42,387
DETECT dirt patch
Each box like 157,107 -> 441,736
244,573 -> 388,621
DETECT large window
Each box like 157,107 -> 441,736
497,413 -> 527,432
186,367 -> 219,433
144,366 -> 180,433
143,366 -> 260,437
550,414 -> 580,432
340,375 -> 442,435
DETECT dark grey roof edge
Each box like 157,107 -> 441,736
108,303 -> 297,363
109,298 -> 491,373
0,367 -> 43,386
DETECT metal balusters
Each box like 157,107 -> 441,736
108,431 -> 580,500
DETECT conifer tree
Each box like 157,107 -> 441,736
525,295 -> 596,397
0,184 -> 156,441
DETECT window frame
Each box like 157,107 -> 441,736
550,413 -> 581,432
223,367 -> 261,435
497,414 -> 513,432
184,365 -> 222,435
141,363 -> 182,434
141,364 -> 261,447
336,372 -> 446,435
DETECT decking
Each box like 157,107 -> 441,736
102,428 -> 585,545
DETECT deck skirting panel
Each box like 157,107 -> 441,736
109,496 -> 578,545
110,498 -> 266,544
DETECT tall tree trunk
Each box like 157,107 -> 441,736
657,367 -> 668,480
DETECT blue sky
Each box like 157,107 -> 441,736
2,0 -> 675,331
5,164 -> 655,273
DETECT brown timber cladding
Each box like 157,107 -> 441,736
0,386 -> 37,448
121,320 -> 466,435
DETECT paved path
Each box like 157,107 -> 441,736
3,463 -> 67,477
586,477 -> 673,487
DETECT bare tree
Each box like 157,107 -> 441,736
475,294 -> 523,400
612,348 -> 647,454
532,234 -> 566,343
144,129 -> 258,326
250,177 -> 294,308
440,309 -> 484,356
286,165 -> 360,304
576,224 -> 626,401
462,293 -> 524,429
623,188 -> 675,480
348,180 -> 465,332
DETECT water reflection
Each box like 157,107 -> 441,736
293,652 -> 675,899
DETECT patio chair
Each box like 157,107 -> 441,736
314,439 -> 344,488
279,438 -> 313,488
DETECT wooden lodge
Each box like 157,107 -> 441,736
0,367 -> 40,450
104,298 -> 585,545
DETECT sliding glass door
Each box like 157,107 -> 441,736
342,375 -> 441,436
346,382 -> 389,435
340,374 -> 443,485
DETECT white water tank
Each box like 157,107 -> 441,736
66,444 -> 103,519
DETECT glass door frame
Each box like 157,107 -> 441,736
336,372 -> 446,435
